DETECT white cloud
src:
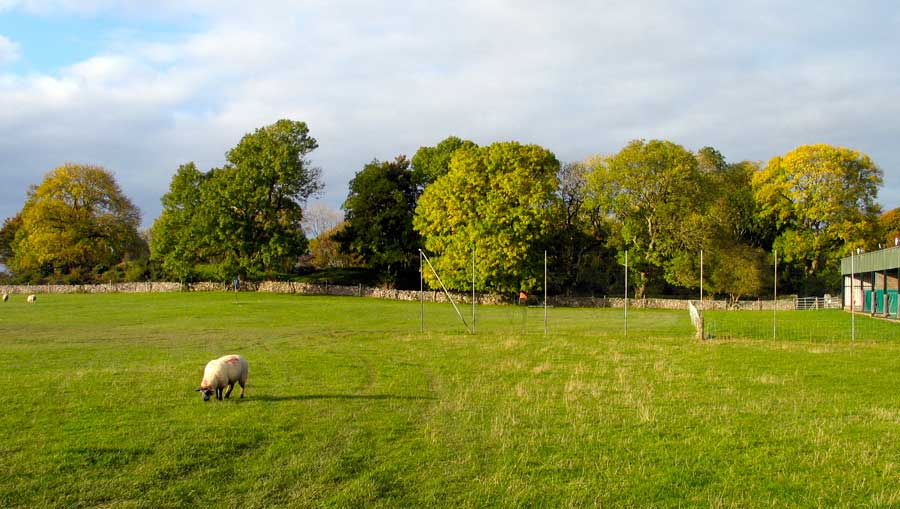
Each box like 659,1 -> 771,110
1,1 -> 900,227
0,35 -> 19,63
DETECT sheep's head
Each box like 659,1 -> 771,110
196,387 -> 214,401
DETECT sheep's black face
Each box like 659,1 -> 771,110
197,388 -> 214,401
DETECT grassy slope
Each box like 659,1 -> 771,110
1,293 -> 900,507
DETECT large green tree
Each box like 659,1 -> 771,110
150,162 -> 207,282
588,140 -> 709,297
336,155 -> 420,283
9,163 -> 143,279
414,141 -> 559,293
753,143 -> 882,292
151,119 -> 323,280
208,119 -> 322,278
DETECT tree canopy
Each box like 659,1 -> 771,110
212,119 -> 322,277
588,139 -> 708,297
2,131 -> 887,300
880,208 -> 900,246
0,214 -> 22,270
308,222 -> 359,270
9,163 -> 143,279
150,119 -> 323,280
545,157 -> 612,294
411,136 -> 478,188
337,155 -> 420,283
414,141 -> 559,293
752,143 -> 882,291
150,162 -> 207,282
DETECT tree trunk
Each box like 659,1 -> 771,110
636,272 -> 647,300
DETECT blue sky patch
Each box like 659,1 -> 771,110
0,10 -> 202,74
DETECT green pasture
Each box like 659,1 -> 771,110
2,293 -> 900,507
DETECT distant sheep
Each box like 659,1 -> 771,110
196,354 -> 248,401
2,294 -> 7,302
26,294 -> 36,303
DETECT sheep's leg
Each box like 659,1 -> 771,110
224,383 -> 234,399
239,381 -> 245,398
216,388 -> 223,400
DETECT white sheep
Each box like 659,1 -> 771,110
2,293 -> 7,302
26,294 -> 36,303
196,354 -> 249,401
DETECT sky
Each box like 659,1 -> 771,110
0,1 -> 898,229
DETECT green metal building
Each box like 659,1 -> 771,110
841,245 -> 900,316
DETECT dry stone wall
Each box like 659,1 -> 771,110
0,281 -> 799,310
0,282 -> 183,294
547,295 -> 795,310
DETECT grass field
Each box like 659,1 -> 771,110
3,293 -> 900,507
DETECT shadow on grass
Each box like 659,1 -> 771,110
251,394 -> 436,402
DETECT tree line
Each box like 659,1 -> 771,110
0,119 -> 889,300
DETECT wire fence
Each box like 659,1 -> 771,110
703,309 -> 900,342
415,248 -> 900,342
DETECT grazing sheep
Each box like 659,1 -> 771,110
26,294 -> 36,303
2,294 -> 7,302
196,354 -> 249,401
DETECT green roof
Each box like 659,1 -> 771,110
841,246 -> 900,275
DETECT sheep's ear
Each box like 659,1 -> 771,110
195,387 -> 203,391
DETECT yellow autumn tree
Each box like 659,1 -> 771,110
752,144 -> 882,289
880,208 -> 900,246
10,163 -> 143,278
